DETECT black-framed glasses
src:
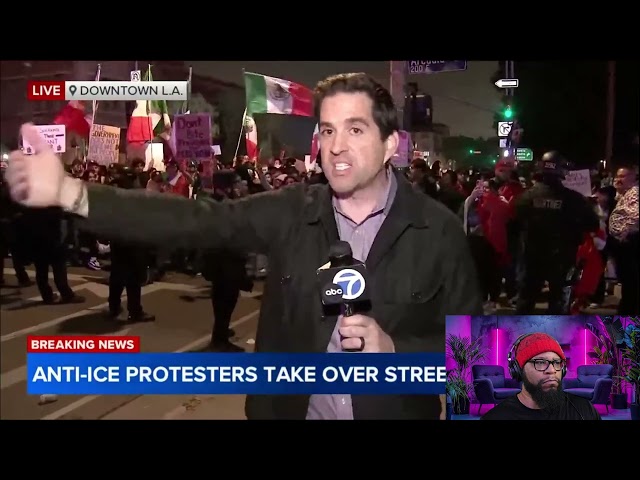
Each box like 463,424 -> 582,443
528,359 -> 565,372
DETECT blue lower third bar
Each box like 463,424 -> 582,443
27,353 -> 446,395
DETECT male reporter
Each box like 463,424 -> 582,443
5,73 -> 482,420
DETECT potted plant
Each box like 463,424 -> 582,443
446,334 -> 487,415
587,316 -> 627,409
620,316 -> 640,420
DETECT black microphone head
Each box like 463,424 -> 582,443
329,241 -> 353,267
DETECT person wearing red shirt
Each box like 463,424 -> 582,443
494,160 -> 526,303
165,160 -> 190,198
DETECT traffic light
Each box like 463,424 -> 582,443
469,149 -> 473,154
503,105 -> 513,119
404,87 -> 433,132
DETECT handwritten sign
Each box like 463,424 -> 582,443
562,169 -> 591,197
391,130 -> 412,168
23,125 -> 66,155
174,113 -> 211,161
88,124 -> 121,166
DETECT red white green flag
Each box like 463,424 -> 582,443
243,72 -> 313,160
127,67 -> 171,145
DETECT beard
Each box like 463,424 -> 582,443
522,375 -> 566,413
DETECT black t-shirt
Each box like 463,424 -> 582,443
480,393 -> 601,420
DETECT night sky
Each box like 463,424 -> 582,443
188,61 -> 501,139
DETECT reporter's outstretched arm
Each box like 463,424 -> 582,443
60,175 -> 298,253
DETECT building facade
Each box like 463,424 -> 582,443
411,122 -> 450,166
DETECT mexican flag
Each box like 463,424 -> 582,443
147,69 -> 171,140
126,98 -> 153,145
126,67 -> 171,145
243,72 -> 313,160
53,65 -> 100,139
53,100 -> 91,138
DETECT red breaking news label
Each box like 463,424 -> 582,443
27,335 -> 140,353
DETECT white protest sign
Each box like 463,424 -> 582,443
23,125 -> 66,155
87,124 -> 121,166
145,143 -> 165,171
211,145 -> 221,156
562,169 -> 591,197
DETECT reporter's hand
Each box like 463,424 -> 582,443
338,314 -> 395,353
5,123 -> 66,207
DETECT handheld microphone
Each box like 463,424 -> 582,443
317,241 -> 370,352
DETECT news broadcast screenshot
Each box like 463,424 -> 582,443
0,60 -> 638,421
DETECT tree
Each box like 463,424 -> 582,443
443,136 -> 499,169
442,135 -> 476,162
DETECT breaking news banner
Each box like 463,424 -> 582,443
26,336 -> 446,396
26,80 -> 189,102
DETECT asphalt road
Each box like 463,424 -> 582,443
1,262 -> 260,420
1,261 -> 619,420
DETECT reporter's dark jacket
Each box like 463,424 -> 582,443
200,193 -> 252,291
77,170 -> 483,419
15,206 -> 67,263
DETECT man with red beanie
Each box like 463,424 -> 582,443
482,332 -> 600,420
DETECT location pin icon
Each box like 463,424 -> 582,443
69,85 -> 77,96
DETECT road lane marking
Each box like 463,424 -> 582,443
1,283 -> 91,310
1,284 -> 164,342
2,279 -> 203,310
41,308 -> 260,420
2,268 -> 104,282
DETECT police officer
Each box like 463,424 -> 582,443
514,151 -> 599,314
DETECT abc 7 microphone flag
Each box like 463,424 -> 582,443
324,268 -> 366,301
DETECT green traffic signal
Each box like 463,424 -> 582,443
469,149 -> 473,154
504,106 -> 513,119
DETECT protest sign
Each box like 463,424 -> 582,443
23,125 -> 66,155
562,169 -> 591,197
88,124 -> 120,165
173,114 -> 211,161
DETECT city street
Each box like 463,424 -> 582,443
1,261 -> 619,420
1,263 -> 260,420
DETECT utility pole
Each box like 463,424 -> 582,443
389,61 -> 406,130
605,60 -> 616,170
505,60 -> 515,98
